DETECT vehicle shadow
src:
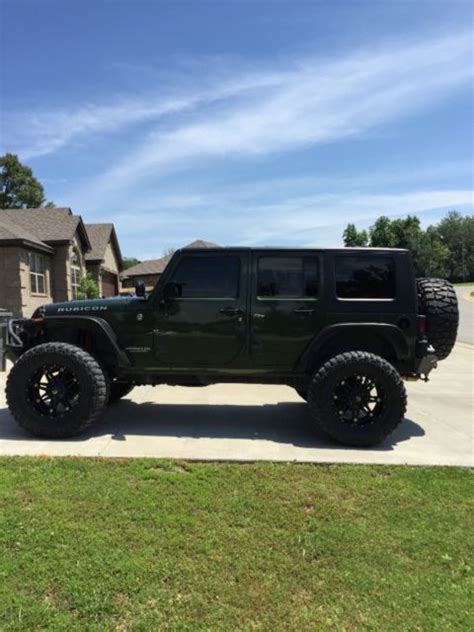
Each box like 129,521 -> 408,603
0,398 -> 425,452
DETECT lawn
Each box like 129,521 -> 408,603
0,459 -> 472,631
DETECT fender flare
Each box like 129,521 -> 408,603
297,323 -> 410,372
42,316 -> 130,367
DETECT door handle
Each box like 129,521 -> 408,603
219,307 -> 243,316
293,308 -> 316,314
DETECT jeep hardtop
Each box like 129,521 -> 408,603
3,247 -> 458,446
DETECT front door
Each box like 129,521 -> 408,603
153,251 -> 248,368
250,252 -> 324,368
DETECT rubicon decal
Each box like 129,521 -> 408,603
56,306 -> 109,313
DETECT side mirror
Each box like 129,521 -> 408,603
163,281 -> 181,300
135,281 -> 146,297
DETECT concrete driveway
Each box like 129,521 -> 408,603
455,284 -> 474,345
0,342 -> 472,466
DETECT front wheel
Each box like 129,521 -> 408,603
6,343 -> 108,438
308,352 -> 407,447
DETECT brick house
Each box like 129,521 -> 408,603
121,240 -> 218,292
84,223 -> 123,297
0,208 -> 123,317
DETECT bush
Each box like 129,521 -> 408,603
76,273 -> 100,299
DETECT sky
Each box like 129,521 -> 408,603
1,0 -> 473,259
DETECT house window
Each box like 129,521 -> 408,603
29,253 -> 47,295
71,252 -> 82,298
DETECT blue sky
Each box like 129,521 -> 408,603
1,0 -> 473,258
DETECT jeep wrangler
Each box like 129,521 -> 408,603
3,247 -> 458,446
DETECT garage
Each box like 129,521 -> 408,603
101,270 -> 118,296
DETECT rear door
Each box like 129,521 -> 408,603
153,251 -> 249,368
250,251 -> 324,368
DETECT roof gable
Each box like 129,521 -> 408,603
84,223 -> 123,269
0,217 -> 55,253
0,208 -> 91,251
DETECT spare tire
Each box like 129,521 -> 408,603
416,278 -> 459,360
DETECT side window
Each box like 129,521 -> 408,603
335,256 -> 395,299
257,256 -> 319,298
171,255 -> 240,298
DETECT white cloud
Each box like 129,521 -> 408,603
3,30 -> 472,176
2,71 -> 287,159
88,30 -> 473,195
107,187 -> 473,257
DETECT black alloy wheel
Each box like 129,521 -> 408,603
6,342 -> 108,438
307,351 -> 407,447
27,364 -> 81,418
332,374 -> 384,426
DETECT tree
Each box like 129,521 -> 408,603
390,215 -> 421,249
369,216 -> 396,247
76,273 -> 100,300
123,257 -> 140,270
437,211 -> 474,281
343,210 -> 473,281
0,153 -> 54,208
343,223 -> 368,247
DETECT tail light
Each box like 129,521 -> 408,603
417,314 -> 427,336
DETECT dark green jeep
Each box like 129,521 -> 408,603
3,247 -> 458,446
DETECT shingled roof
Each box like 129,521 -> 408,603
121,254 -> 173,278
0,216 -> 55,253
121,240 -> 219,279
0,207 -> 91,251
84,223 -> 123,270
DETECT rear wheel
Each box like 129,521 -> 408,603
6,342 -> 108,438
308,351 -> 407,447
417,278 -> 458,360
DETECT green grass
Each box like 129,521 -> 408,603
0,459 -> 472,631
453,281 -> 474,286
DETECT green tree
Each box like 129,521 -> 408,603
437,211 -> 474,281
390,215 -> 421,249
0,153 -> 54,209
123,257 -> 140,270
343,223 -> 368,247
414,226 -> 450,278
369,216 -> 396,247
76,273 -> 100,300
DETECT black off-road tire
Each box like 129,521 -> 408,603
109,381 -> 134,404
417,278 -> 458,360
307,351 -> 407,447
6,342 -> 108,438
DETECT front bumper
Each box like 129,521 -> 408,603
0,319 -> 26,370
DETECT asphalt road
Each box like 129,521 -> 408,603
0,341 -> 472,466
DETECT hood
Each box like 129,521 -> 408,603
36,296 -> 146,317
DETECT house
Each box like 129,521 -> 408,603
84,223 -> 123,297
0,208 -> 123,317
121,240 -> 218,292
